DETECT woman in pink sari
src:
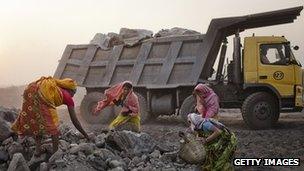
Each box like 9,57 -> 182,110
93,81 -> 140,132
193,83 -> 219,119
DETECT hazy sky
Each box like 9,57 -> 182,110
0,0 -> 303,87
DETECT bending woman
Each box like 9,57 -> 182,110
11,76 -> 90,156
187,113 -> 236,171
193,83 -> 219,119
93,81 -> 140,132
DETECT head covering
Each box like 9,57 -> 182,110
188,113 -> 205,131
194,83 -> 213,98
104,81 -> 133,100
36,76 -> 76,107
55,78 -> 77,90
95,81 -> 139,115
194,83 -> 219,118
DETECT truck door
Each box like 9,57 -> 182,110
257,43 -> 295,97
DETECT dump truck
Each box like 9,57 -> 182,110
54,6 -> 303,129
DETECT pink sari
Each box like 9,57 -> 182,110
194,84 -> 219,118
95,81 -> 139,116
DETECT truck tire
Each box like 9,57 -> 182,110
113,93 -> 150,124
241,92 -> 279,129
80,92 -> 114,124
179,95 -> 196,126
137,93 -> 150,124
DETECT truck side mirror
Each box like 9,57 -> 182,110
293,46 -> 299,50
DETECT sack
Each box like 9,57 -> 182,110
178,133 -> 206,164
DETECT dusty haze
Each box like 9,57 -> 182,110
0,0 -> 303,87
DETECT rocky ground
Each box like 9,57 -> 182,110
0,106 -> 304,171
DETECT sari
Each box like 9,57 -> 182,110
194,84 -> 219,119
188,113 -> 236,171
11,76 -> 77,136
95,81 -> 140,131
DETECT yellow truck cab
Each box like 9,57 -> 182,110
241,36 -> 303,128
244,36 -> 303,104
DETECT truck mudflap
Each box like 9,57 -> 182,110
295,85 -> 304,107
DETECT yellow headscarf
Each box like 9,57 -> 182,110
36,76 -> 77,107
54,78 -> 77,90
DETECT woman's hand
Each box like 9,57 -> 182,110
196,137 -> 206,144
113,99 -> 119,106
85,132 -> 95,142
204,127 -> 222,144
129,113 -> 136,117
121,109 -> 132,116
121,111 -> 129,116
113,99 -> 124,107
194,106 -> 199,113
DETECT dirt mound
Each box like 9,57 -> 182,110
0,107 -> 18,142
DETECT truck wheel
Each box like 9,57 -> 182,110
80,92 -> 114,124
179,95 -> 196,126
113,93 -> 150,124
241,92 -> 279,129
137,93 -> 150,124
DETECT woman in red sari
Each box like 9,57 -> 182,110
93,81 -> 141,132
11,76 -> 89,156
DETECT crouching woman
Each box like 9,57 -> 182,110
187,113 -> 237,171
93,81 -> 140,132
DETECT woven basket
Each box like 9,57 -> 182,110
178,133 -> 206,164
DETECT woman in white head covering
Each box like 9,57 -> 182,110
187,113 -> 237,171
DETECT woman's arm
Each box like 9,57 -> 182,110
123,94 -> 139,116
205,126 -> 222,143
67,106 -> 89,139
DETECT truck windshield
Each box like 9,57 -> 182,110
260,43 -> 288,65
287,45 -> 302,66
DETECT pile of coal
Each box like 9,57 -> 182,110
0,107 -> 18,142
0,109 -> 200,171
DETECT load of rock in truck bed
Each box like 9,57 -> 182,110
90,27 -> 201,50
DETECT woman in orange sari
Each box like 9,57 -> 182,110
11,76 -> 89,156
93,81 -> 141,132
